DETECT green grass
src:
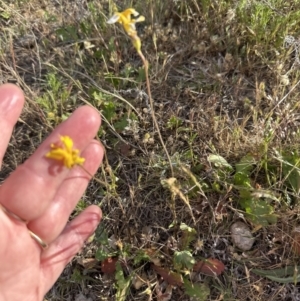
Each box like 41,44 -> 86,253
2,0 -> 300,300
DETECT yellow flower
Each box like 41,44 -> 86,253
45,136 -> 85,169
107,8 -> 145,52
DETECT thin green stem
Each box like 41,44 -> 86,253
79,165 -> 109,188
138,51 -> 174,176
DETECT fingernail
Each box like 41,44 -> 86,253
0,84 -> 24,114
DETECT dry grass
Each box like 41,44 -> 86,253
2,0 -> 300,300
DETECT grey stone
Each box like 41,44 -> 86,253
231,221 -> 255,251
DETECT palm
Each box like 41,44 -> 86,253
0,84 -> 103,301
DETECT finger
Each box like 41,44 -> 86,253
40,205 -> 101,291
0,106 -> 101,221
27,140 -> 104,243
0,84 -> 24,166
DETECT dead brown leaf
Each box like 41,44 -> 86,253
155,284 -> 173,301
152,265 -> 183,287
77,257 -> 98,270
101,257 -> 118,275
193,258 -> 225,276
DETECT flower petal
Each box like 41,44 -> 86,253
134,15 -> 145,23
131,9 -> 139,17
61,136 -> 73,152
107,13 -> 120,24
122,8 -> 139,18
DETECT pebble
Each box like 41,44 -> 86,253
231,221 -> 255,251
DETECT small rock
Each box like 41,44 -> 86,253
231,221 -> 255,251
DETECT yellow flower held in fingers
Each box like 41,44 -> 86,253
46,136 -> 85,169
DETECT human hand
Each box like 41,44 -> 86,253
0,84 -> 104,301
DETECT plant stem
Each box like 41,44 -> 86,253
138,51 -> 174,176
80,165 -> 109,188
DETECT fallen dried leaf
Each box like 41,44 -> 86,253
77,258 -> 98,269
153,265 -> 183,287
144,248 -> 162,266
119,143 -> 131,156
156,284 -> 173,301
132,273 -> 147,290
101,257 -> 118,275
193,258 -> 225,276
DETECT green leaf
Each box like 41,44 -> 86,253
102,101 -> 116,121
115,262 -> 132,301
167,116 -> 183,129
252,266 -> 296,277
179,223 -> 197,251
281,152 -> 300,194
74,199 -> 88,215
0,11 -> 11,20
240,198 -> 277,226
234,155 -> 255,198
235,154 -> 256,174
208,154 -> 233,170
55,25 -> 79,42
104,72 -> 120,88
173,251 -> 196,270
71,268 -> 83,283
92,91 -> 103,106
251,190 -> 280,203
133,249 -> 150,266
137,66 -> 146,82
183,279 -> 210,300
252,266 -> 300,284
114,116 -> 129,132
94,224 -> 109,245
95,248 -> 110,261
234,172 -> 252,188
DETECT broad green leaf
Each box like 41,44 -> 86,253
94,224 -> 109,245
0,11 -> 11,19
173,251 -> 196,270
252,266 -> 297,277
183,279 -> 210,300
264,275 -> 300,284
95,248 -> 110,261
252,266 -> 300,284
114,116 -> 129,132
281,152 -> 300,194
235,155 -> 256,174
234,155 -> 255,200
234,172 -> 252,189
55,25 -> 79,42
208,154 -> 233,170
115,262 -> 132,301
240,198 -> 277,226
251,189 -> 280,203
